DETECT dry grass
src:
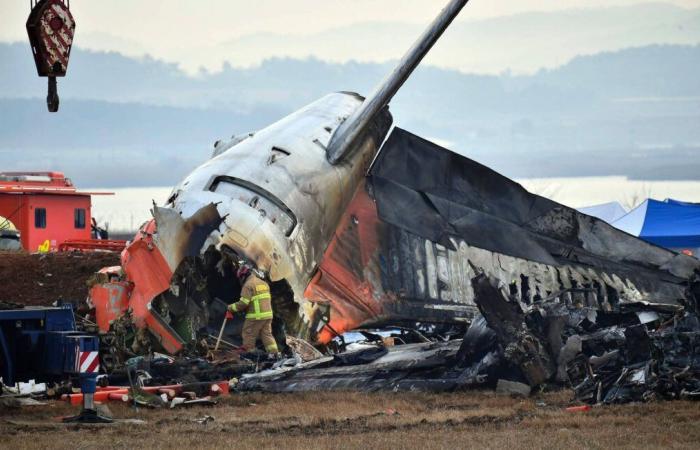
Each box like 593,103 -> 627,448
1,390 -> 698,449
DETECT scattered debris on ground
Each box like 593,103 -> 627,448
229,273 -> 700,405
464,273 -> 700,404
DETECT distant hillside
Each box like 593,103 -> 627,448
213,3 -> 700,73
3,42 -> 699,110
69,2 -> 700,74
1,43 -> 699,187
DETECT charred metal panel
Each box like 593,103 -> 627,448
308,181 -> 479,342
238,340 -> 465,392
152,204 -> 223,272
368,128 -> 700,305
471,273 -> 555,385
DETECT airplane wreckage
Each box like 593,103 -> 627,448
89,0 -> 700,401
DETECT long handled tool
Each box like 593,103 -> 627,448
214,311 -> 233,351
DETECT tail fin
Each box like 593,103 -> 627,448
326,0 -> 470,164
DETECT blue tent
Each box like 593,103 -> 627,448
611,198 -> 700,250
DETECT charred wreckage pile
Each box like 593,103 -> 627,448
79,268 -> 700,406
231,273 -> 700,405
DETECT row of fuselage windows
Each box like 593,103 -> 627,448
34,208 -> 86,229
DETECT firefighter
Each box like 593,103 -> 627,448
228,263 -> 280,356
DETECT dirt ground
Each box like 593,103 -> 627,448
0,251 -> 120,306
0,390 -> 698,450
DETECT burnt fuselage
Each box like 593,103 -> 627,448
154,93 -> 392,338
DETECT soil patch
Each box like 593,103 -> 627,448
0,251 -> 120,306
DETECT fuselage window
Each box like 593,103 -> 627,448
209,176 -> 297,236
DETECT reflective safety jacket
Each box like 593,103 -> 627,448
228,274 -> 273,320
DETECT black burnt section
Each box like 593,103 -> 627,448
369,127 -> 700,305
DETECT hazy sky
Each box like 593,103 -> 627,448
2,0 -> 699,73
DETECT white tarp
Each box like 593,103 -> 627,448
578,202 -> 627,223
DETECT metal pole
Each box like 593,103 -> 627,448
83,392 -> 95,411
326,0 -> 470,164
214,315 -> 228,351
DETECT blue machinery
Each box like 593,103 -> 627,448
0,304 -> 111,422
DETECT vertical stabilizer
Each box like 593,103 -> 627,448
326,0 -> 470,164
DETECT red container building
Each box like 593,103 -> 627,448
0,172 -> 112,252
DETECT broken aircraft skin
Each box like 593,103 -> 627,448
89,0 -> 700,355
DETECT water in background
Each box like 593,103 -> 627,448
92,186 -> 172,233
90,177 -> 700,233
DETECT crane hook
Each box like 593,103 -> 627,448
47,76 -> 59,112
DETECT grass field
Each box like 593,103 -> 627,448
1,390 -> 699,449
